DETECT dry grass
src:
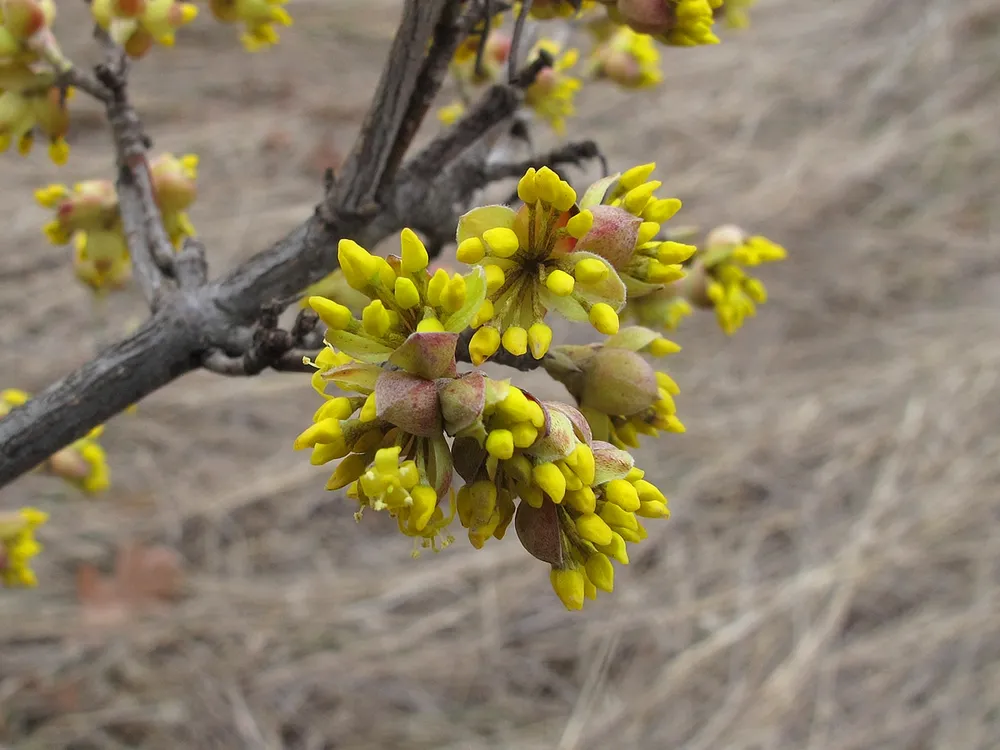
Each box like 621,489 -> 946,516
2,0 -> 1000,747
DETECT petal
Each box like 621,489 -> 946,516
592,442 -> 635,485
321,361 -> 382,394
456,204 -> 517,244
578,173 -> 622,210
442,266 -> 488,332
325,329 -> 398,363
388,331 -> 459,380
526,407 -> 577,463
602,325 -> 662,352
374,371 -> 443,437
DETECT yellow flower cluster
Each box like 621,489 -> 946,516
307,230 -> 487,363
523,40 -> 582,135
1,389 -> 112,494
586,24 -> 663,89
1,1 -> 73,164
0,507 -> 48,588
694,225 -> 787,335
597,0 -> 721,47
208,0 -> 293,52
91,0 -> 199,58
34,153 -> 199,294
457,166 -> 627,365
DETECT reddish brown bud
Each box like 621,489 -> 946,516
573,205 -> 642,269
515,498 -> 564,566
374,371 -> 442,437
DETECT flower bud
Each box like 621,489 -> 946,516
150,153 -> 198,213
580,347 -> 659,416
573,205 -> 642,269
373,370 -> 443,438
514,497 -> 564,565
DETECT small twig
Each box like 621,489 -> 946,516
174,238 -> 208,288
92,25 -> 177,306
456,328 -> 549,372
472,0 -> 495,81
508,0 -> 534,83
56,66 -> 111,103
202,306 -> 321,377
487,139 -> 607,183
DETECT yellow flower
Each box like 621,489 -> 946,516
587,26 -> 663,89
455,166 -> 627,364
208,0 -> 293,52
691,225 -> 787,335
0,507 -> 49,588
598,0 -> 721,47
0,82 -> 73,165
436,101 -> 466,126
623,287 -> 693,330
307,230 -> 487,365
91,0 -> 199,58
524,40 -> 581,135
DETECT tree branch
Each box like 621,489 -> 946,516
93,27 -> 177,307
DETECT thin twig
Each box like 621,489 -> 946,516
508,0 -> 534,83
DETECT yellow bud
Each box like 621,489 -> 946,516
394,277 -> 421,309
567,209 -> 594,239
545,269 -> 575,297
427,268 -> 449,305
585,552 -> 615,592
362,300 -> 391,337
599,501 -> 638,531
456,236 -> 486,264
534,167 -> 560,204
473,299 -> 494,327
643,197 -> 682,223
485,428 -> 515,459
553,182 -> 577,212
326,453 -> 368,490
646,260 -> 685,284
390,230 -> 425,275
637,500 -> 670,518
550,568 -> 585,611
533,462 -> 566,503
574,257 -> 608,284
510,422 -> 539,449
338,239 -> 378,289
656,371 -> 680,395
526,400 -> 546,429
657,241 -> 697,264
517,168 -> 538,204
634,479 -> 667,505
416,317 -> 445,332
359,393 -> 378,422
576,513 -> 613,546
501,326 -> 528,356
374,257 -> 396,289
482,227 -> 520,258
648,337 -> 681,357
469,326 -> 501,365
570,444 -> 595,485
34,184 -> 68,208
637,221 -> 660,246
605,478 -> 640,512
527,322 -> 552,359
619,162 -> 656,191
566,486 -> 597,514
311,442 -> 348,465
625,467 -> 645,482
313,397 -> 355,422
624,181 -> 661,214
521,484 -> 545,508
293,418 -> 343,450
497,387 -> 532,422
440,274 -> 467,313
744,278 -> 768,304
308,296 -> 353,330
598,531 -> 629,565
410,485 -> 438,531
485,265 -> 506,293
588,303 -> 619,335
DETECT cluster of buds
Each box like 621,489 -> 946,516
0,1 -> 75,164
676,224 -> 787,335
440,30 -> 582,135
584,23 -> 662,89
0,506 -> 48,587
456,162 -> 700,365
34,152 -> 199,294
1,389 -> 111,495
594,0 -> 721,46
544,326 -> 684,449
208,0 -> 294,53
90,0 -> 199,58
295,262 -> 673,608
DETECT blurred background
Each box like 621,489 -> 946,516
2,0 -> 999,747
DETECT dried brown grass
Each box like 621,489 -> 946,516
2,0 -> 1000,747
